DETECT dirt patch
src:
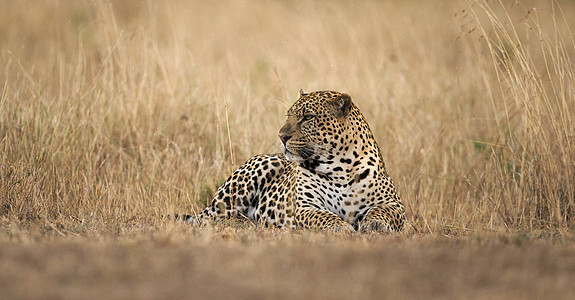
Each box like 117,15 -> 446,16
1,228 -> 574,300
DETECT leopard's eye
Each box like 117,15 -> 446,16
301,115 -> 315,122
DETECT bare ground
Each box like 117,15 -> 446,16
1,224 -> 574,300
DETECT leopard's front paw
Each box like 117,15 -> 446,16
332,221 -> 356,233
357,220 -> 391,233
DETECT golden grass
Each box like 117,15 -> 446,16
8,3 -> 575,298
2,0 -> 574,236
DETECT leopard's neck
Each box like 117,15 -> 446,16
299,128 -> 386,188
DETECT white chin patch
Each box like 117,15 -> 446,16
284,151 -> 296,161
282,146 -> 302,162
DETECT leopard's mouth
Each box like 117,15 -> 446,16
282,145 -> 297,161
282,144 -> 314,162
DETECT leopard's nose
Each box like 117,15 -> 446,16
279,134 -> 291,145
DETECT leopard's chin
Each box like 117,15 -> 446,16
282,145 -> 305,163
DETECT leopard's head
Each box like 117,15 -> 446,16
279,90 -> 353,164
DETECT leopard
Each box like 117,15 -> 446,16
183,90 -> 405,232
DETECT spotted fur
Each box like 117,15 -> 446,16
186,90 -> 405,232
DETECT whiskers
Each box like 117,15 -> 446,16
299,146 -> 315,159
287,140 -> 333,161
310,144 -> 332,157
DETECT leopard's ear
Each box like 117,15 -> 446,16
299,89 -> 307,98
333,93 -> 352,118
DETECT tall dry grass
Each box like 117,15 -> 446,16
0,0 -> 573,235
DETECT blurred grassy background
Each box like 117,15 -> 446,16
1,1 -> 575,299
2,0 -> 574,234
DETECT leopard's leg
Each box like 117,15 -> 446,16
195,173 -> 248,222
357,202 -> 405,232
189,166 -> 258,225
184,155 -> 286,226
295,208 -> 355,232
